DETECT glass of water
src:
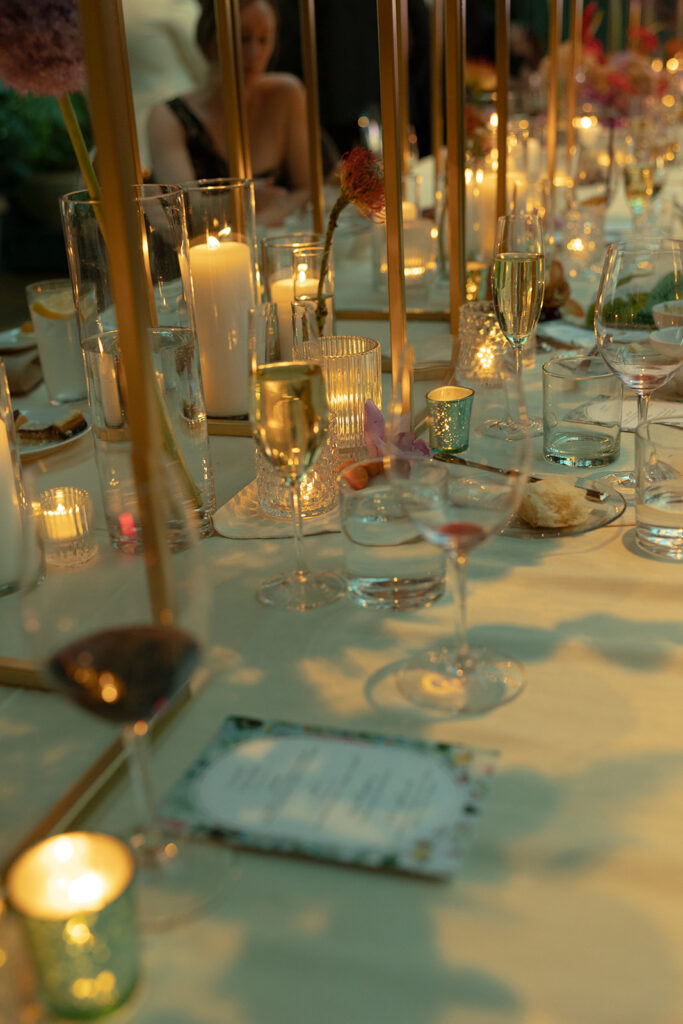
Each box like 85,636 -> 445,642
635,421 -> 683,560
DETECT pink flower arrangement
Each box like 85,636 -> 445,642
0,0 -> 85,96
0,0 -> 99,202
315,147 -> 385,332
364,400 -> 429,458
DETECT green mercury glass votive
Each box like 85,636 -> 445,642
6,832 -> 139,1019
426,385 -> 474,454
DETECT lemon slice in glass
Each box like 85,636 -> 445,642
31,290 -> 75,320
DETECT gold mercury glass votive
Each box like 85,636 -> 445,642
5,832 -> 139,1020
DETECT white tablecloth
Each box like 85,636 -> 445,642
1,337 -> 682,1024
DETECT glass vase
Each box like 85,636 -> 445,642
60,185 -> 216,544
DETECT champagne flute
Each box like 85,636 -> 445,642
593,238 -> 683,498
489,213 -> 545,440
21,458 -> 233,931
382,351 -> 531,714
248,306 -> 344,610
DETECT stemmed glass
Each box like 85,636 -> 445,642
594,238 -> 683,497
20,458 -> 232,931
383,358 -> 531,715
488,213 -> 546,439
248,304 -> 345,610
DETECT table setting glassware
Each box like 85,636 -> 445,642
542,354 -> 622,467
248,306 -> 345,610
337,457 -> 446,610
378,351 -> 531,714
25,278 -> 87,404
487,212 -> 545,439
61,184 -> 216,542
635,421 -> 683,560
593,238 -> 683,499
20,457 -> 232,932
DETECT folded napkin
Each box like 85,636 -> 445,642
2,347 -> 42,394
213,480 -> 340,540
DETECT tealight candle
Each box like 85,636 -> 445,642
6,832 -> 138,1019
40,487 -> 97,568
427,385 -> 475,455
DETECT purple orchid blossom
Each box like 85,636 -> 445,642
364,399 -> 430,458
0,0 -> 85,96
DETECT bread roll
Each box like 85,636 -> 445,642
518,477 -> 589,529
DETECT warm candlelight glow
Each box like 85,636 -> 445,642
6,833 -> 134,921
39,487 -> 96,568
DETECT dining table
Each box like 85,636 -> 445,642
1,200 -> 683,1023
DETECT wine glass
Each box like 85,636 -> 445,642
489,213 -> 546,439
248,304 -> 345,610
20,456 -> 233,931
594,238 -> 683,498
383,357 -> 531,714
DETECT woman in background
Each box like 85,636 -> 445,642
148,0 -> 312,225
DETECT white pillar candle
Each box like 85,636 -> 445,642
97,339 -> 122,428
0,419 -> 22,590
189,236 -> 255,418
269,275 -> 297,359
466,169 -> 498,261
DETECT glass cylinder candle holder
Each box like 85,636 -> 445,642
0,359 -> 25,595
426,385 -> 474,454
456,301 -> 507,387
255,413 -> 339,519
83,327 -> 215,550
261,233 -> 328,359
372,219 -> 438,296
38,486 -> 98,568
6,832 -> 138,1020
182,179 -> 258,418
293,335 -> 382,455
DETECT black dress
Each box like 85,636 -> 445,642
165,97 -> 292,187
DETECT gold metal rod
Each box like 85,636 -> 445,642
79,0 -> 174,623
628,1 -> 642,38
496,0 -> 510,219
566,0 -> 583,156
336,308 -> 450,321
215,0 -> 251,179
377,0 -> 409,410
444,0 -> 467,351
299,0 -> 325,233
547,0 -> 563,189
397,0 -> 411,173
431,0 -> 445,182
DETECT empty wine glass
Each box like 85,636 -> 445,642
248,304 -> 345,610
21,455 -> 232,931
594,238 -> 683,498
489,213 -> 546,439
382,354 -> 531,714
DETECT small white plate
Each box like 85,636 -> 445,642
536,321 -> 596,349
17,406 -> 91,459
503,480 -> 626,538
0,326 -> 37,354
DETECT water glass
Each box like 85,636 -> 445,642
25,279 -> 87,403
635,422 -> 683,560
542,355 -> 622,467
338,458 -> 446,609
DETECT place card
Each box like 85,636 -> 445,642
161,716 -> 498,879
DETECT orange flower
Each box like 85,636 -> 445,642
339,147 -> 386,223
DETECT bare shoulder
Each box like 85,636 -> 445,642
258,72 -> 305,100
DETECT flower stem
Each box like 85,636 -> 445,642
316,194 -> 349,334
58,93 -> 100,203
